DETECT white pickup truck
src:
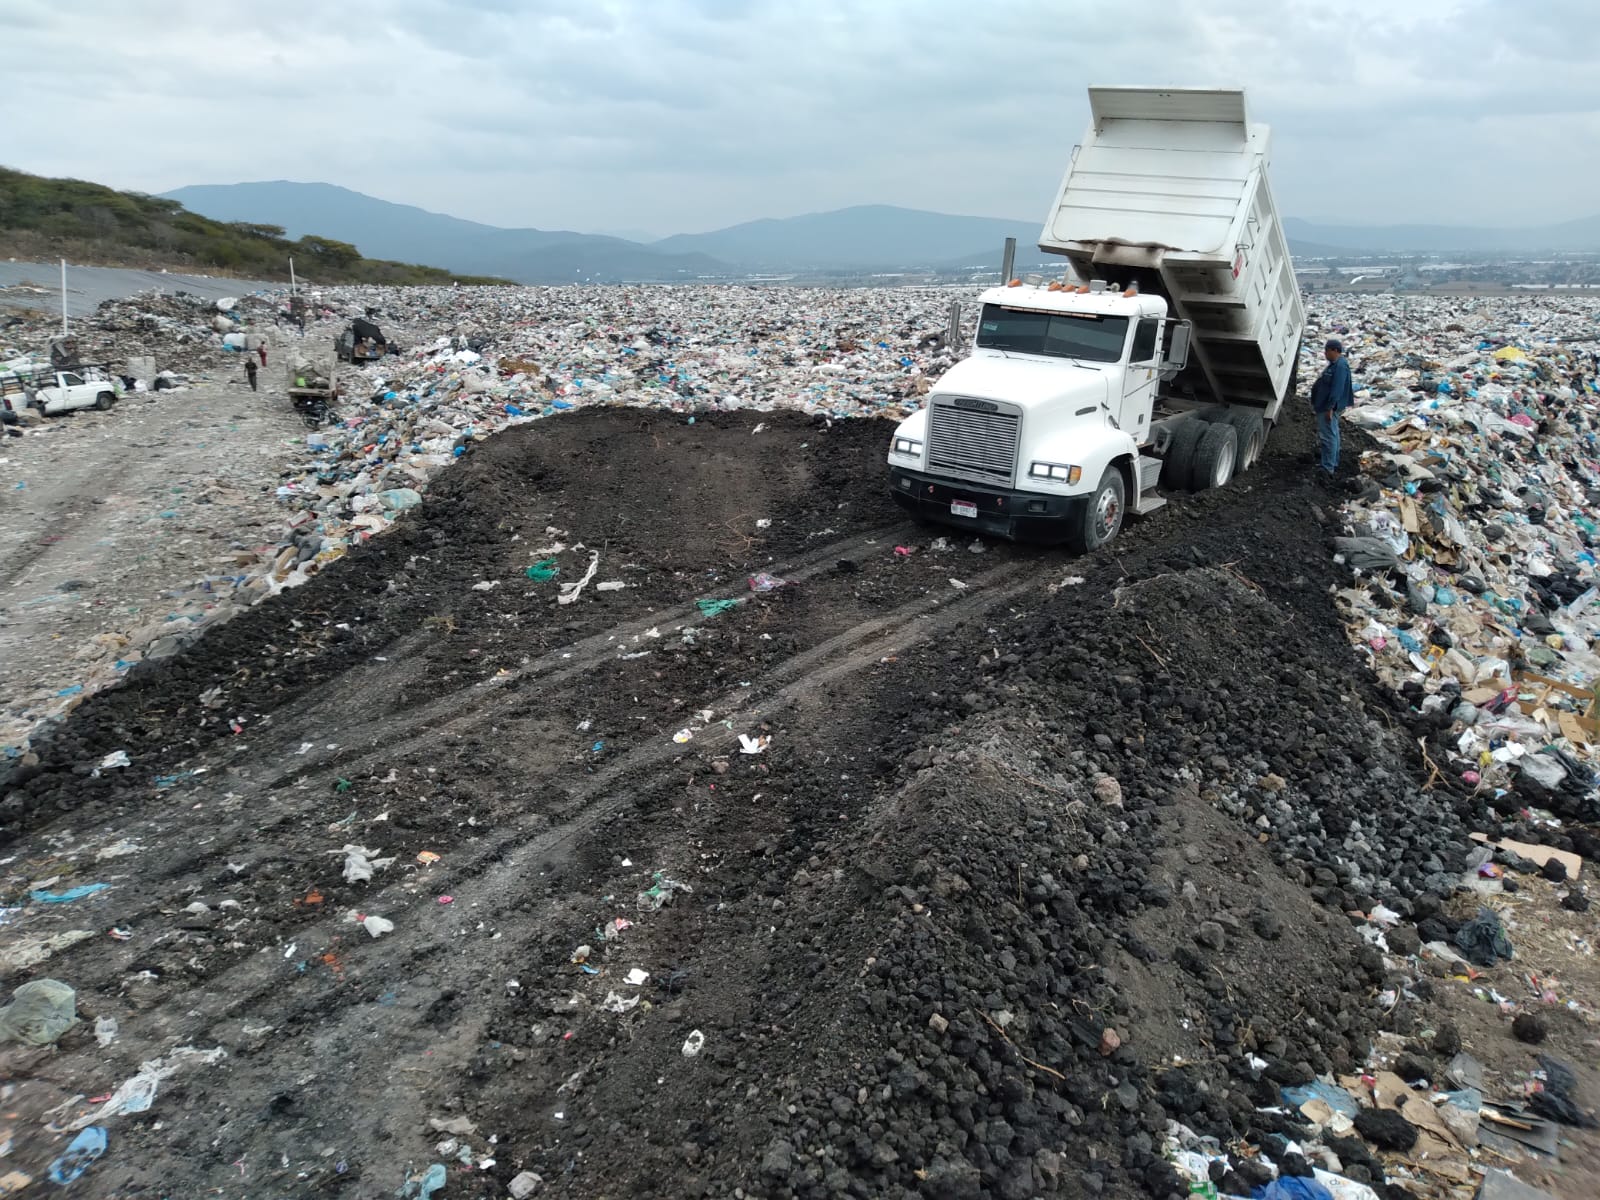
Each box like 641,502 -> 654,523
888,86 -> 1305,551
0,369 -> 120,417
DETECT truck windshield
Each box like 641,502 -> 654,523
976,304 -> 1129,363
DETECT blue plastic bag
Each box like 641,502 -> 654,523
49,1127 -> 107,1184
30,884 -> 108,903
1252,1177 -> 1333,1200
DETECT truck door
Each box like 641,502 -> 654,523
1118,318 -> 1161,438
62,373 -> 92,411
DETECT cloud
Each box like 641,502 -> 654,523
4,0 -> 1596,236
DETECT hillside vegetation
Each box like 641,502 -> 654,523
0,167 -> 510,285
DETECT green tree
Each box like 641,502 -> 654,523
229,221 -> 287,240
297,235 -> 362,270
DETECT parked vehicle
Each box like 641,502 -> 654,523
286,350 -> 342,429
0,366 -> 121,416
336,318 -> 395,365
887,86 -> 1305,550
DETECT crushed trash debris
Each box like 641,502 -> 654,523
360,914 -> 395,938
69,1045 -> 227,1129
332,843 -> 395,883
0,978 -> 78,1044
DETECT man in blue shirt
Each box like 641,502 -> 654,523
1309,338 -> 1355,475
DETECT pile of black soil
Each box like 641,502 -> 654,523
0,403 -> 1549,1199
0,409 -> 895,838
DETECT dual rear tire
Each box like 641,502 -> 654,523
1066,407 -> 1268,555
1163,409 -> 1268,492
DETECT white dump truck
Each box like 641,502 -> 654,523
888,86 -> 1305,550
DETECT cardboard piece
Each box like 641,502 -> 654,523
1557,711 -> 1595,748
1373,1072 -> 1465,1150
1469,833 -> 1582,881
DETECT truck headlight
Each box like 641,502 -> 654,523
1028,462 -> 1081,484
892,437 -> 923,456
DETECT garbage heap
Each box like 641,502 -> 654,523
1318,293 -> 1600,823
3,290 -> 290,387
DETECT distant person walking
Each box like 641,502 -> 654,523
244,356 -> 259,392
1310,338 -> 1354,476
257,342 -> 268,367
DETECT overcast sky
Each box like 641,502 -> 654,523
7,0 -> 1597,238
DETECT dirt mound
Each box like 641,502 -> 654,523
0,409 -> 896,836
0,403 -> 1560,1197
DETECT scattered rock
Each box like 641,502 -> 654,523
1393,1053 -> 1431,1083
760,1139 -> 794,1177
1354,1107 -> 1418,1151
1386,924 -> 1421,957
1432,1022 -> 1461,1059
1512,1012 -> 1548,1045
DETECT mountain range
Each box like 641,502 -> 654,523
161,183 -> 1055,283
162,181 -> 1600,284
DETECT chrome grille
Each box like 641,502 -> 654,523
928,401 -> 1021,486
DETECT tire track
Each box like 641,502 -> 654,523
39,557 -> 1035,1006
255,521 -> 911,785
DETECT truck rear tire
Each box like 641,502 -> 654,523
1190,423 -> 1239,491
95,392 -> 115,411
1068,468 -> 1125,554
1161,419 -> 1207,490
1219,410 -> 1265,471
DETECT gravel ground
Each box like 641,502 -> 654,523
0,379 -> 305,743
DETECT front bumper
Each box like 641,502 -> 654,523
888,467 -> 1087,543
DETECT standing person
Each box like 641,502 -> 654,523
1310,338 -> 1354,476
244,356 -> 259,392
257,341 -> 268,368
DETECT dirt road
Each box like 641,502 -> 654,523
0,378 -> 307,755
1,405 -> 1595,1199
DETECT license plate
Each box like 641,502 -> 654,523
950,500 -> 978,519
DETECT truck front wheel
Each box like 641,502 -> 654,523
1190,423 -> 1239,491
1068,468 -> 1125,554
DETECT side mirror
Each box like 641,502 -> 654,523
1161,321 -> 1192,373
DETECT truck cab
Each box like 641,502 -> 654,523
887,85 -> 1304,551
889,282 -> 1192,549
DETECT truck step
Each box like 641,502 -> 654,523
1131,494 -> 1168,516
1137,454 -> 1164,491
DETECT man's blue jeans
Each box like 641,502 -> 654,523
1317,410 -> 1340,472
